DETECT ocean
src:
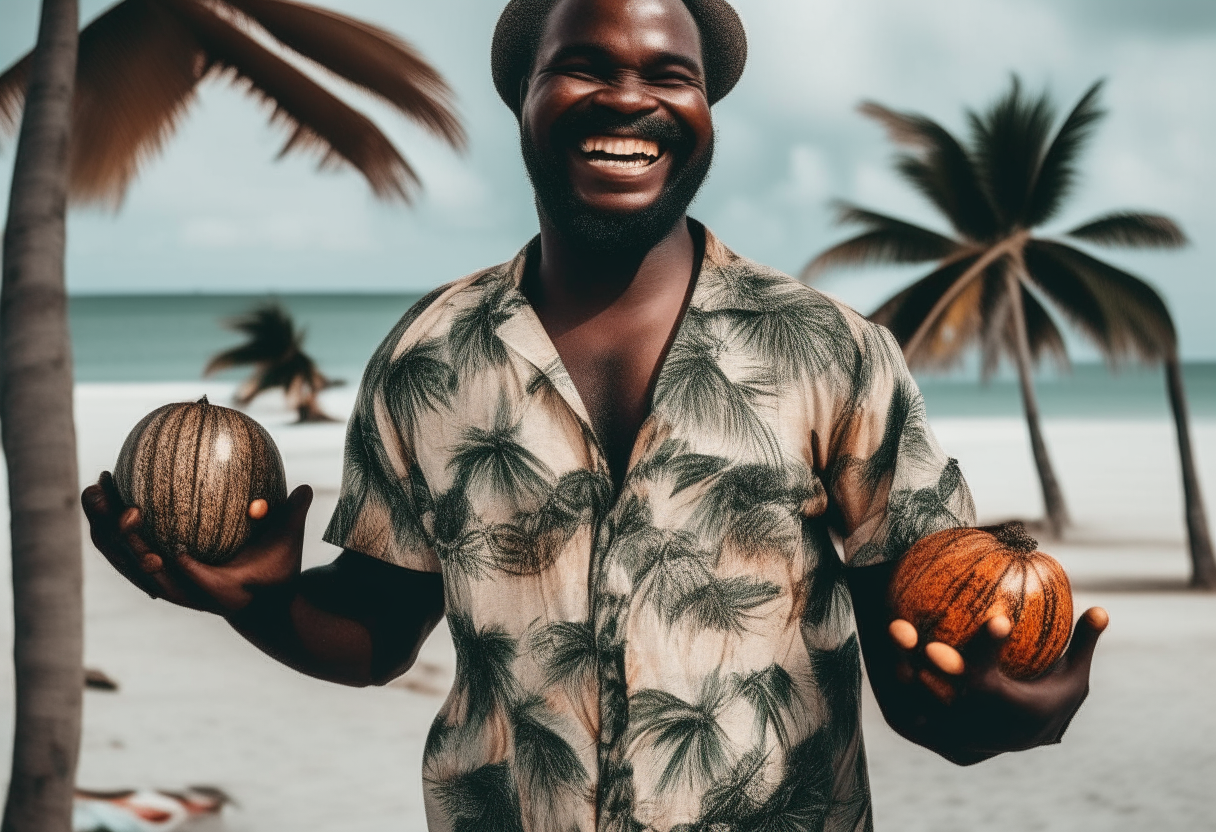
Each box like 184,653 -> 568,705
68,293 -> 1215,420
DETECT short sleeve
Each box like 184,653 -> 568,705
322,293 -> 446,573
826,325 -> 976,568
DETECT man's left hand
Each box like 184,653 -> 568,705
883,607 -> 1108,765
847,561 -> 1108,765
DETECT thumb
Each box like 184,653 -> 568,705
1065,607 -> 1109,670
283,484 -> 314,544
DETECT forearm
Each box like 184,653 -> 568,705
226,552 -> 445,687
225,582 -> 381,686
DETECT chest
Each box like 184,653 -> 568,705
549,315 -> 675,487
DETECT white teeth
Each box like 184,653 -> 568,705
579,136 -> 661,159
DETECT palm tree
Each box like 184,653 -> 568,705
449,398 -> 554,505
429,761 -> 525,832
668,575 -> 782,635
446,612 -> 518,730
1,4 -> 462,828
628,670 -> 733,795
508,695 -> 589,829
804,78 -> 1215,585
0,0 -> 466,206
0,3 -> 83,829
731,663 -> 796,750
204,302 -> 340,422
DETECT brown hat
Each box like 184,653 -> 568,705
491,0 -> 747,117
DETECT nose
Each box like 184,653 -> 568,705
588,71 -> 659,117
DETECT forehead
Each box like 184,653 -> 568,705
536,0 -> 704,70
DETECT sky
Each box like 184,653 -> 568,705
2,0 -> 1215,358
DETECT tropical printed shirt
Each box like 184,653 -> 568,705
324,226 -> 976,832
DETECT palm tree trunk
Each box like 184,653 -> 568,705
0,0 -> 82,829
1006,272 -> 1069,537
1164,352 -> 1216,589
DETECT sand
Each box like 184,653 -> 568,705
0,382 -> 1214,831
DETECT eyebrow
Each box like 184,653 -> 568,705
544,43 -> 704,77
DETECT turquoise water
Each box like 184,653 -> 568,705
68,294 -> 1215,419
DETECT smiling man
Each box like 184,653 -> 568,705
82,0 -> 1107,830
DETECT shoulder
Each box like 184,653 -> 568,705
364,254 -> 523,372
699,228 -> 894,360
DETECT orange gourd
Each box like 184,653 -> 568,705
889,522 -> 1073,679
113,396 -> 287,565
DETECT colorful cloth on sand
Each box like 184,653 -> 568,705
324,226 -> 976,832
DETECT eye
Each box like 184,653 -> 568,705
648,70 -> 701,88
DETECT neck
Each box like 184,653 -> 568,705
527,216 -> 697,336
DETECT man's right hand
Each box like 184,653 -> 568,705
81,471 -> 313,616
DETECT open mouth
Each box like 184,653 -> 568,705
578,136 -> 663,170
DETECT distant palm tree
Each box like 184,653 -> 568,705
804,77 -> 1215,587
204,302 -> 339,422
0,0 -> 466,205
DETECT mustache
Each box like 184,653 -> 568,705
551,109 -> 692,150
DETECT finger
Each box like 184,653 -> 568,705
170,554 -> 248,612
117,506 -> 142,534
917,668 -> 956,705
960,614 -> 1012,672
889,619 -> 918,651
925,642 -> 965,676
1065,607 -> 1109,670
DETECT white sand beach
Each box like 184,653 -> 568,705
1,382 -> 1214,831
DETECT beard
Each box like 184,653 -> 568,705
521,109 -> 714,257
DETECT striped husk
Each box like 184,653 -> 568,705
889,523 -> 1073,679
114,396 -> 287,564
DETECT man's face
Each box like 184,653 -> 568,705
521,0 -> 715,254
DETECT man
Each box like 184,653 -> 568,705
83,0 -> 1108,829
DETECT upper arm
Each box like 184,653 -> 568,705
826,324 -> 976,568
323,290 -> 452,574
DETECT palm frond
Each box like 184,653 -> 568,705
967,75 -> 1056,227
224,0 -> 464,147
509,695 -> 588,823
204,303 -> 299,374
163,0 -> 419,201
447,612 -> 518,728
732,663 -> 796,749
1,0 -> 207,206
668,576 -> 782,634
429,761 -> 524,832
530,620 -> 597,698
0,53 -> 31,138
800,203 -> 964,280
628,672 -> 731,794
1024,240 -> 1176,363
383,337 -> 458,441
807,634 -> 862,752
868,253 -> 981,351
1066,211 -> 1188,249
1027,80 -> 1106,226
859,101 -> 999,241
